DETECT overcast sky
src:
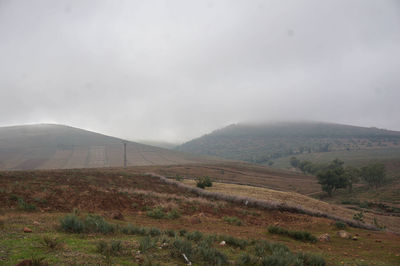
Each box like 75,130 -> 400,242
0,0 -> 399,143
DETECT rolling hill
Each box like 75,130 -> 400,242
177,121 -> 400,165
0,124 -> 206,170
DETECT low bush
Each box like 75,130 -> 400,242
334,221 -> 347,230
186,230 -> 203,242
96,240 -> 123,256
60,214 -> 84,233
267,226 -> 317,243
223,216 -> 243,226
220,235 -> 248,249
171,238 -> 194,261
196,242 -> 228,265
139,236 -> 157,253
179,229 -> 187,236
149,227 -> 161,237
146,207 -> 165,219
40,236 -> 62,250
196,176 -> 213,189
17,198 -> 36,211
353,211 -> 364,222
59,214 -> 115,234
166,208 -> 181,219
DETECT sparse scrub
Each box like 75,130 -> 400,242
334,221 -> 347,230
139,236 -> 157,253
235,252 -> 258,266
40,236 -> 62,250
59,213 -> 115,234
166,208 -> 181,219
267,226 -> 317,243
171,238 -> 194,262
149,227 -> 161,237
196,242 -> 228,265
17,198 -> 36,211
223,216 -> 243,226
196,176 -> 213,189
353,211 -> 364,222
146,207 -> 166,219
186,230 -> 203,242
220,235 -> 248,249
96,240 -> 123,256
165,229 -> 176,237
179,229 -> 187,236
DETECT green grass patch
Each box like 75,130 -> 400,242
267,226 -> 317,243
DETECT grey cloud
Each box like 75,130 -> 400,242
0,0 -> 399,142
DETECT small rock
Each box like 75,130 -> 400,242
318,233 -> 330,242
33,221 -> 40,226
219,241 -> 226,246
352,236 -> 358,241
375,239 -> 382,243
23,227 -> 32,233
337,230 -> 351,239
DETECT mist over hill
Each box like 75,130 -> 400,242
0,124 -> 203,170
177,121 -> 400,164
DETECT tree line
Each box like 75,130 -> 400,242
290,157 -> 387,196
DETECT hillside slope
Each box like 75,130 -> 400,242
177,121 -> 400,164
0,124 -> 205,170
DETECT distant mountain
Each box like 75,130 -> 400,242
0,124 -> 204,170
176,121 -> 400,164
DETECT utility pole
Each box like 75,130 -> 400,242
123,142 -> 127,168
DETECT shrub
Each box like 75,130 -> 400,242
186,230 -> 203,242
165,229 -> 176,237
149,227 -> 161,237
334,221 -> 346,230
353,211 -> 364,222
297,252 -> 326,266
96,240 -> 122,256
40,236 -> 62,250
196,242 -> 228,265
139,236 -> 156,253
60,214 -> 115,234
17,198 -> 36,211
221,235 -> 248,249
223,216 -> 243,226
171,239 -> 193,261
84,214 -> 115,234
179,229 -> 187,236
196,176 -> 213,189
267,226 -> 317,243
146,207 -> 165,219
236,252 -> 257,266
166,208 -> 181,219
60,214 -> 84,233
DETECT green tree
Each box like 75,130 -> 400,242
343,166 -> 361,193
316,159 -> 347,196
361,163 -> 386,189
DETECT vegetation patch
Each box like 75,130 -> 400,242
59,214 -> 115,234
267,226 -> 317,243
223,216 -> 243,226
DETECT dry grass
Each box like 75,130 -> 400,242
179,179 -> 400,233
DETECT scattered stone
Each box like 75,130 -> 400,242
219,241 -> 226,246
318,233 -> 330,242
23,227 -> 32,233
337,230 -> 351,239
16,260 -> 32,266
